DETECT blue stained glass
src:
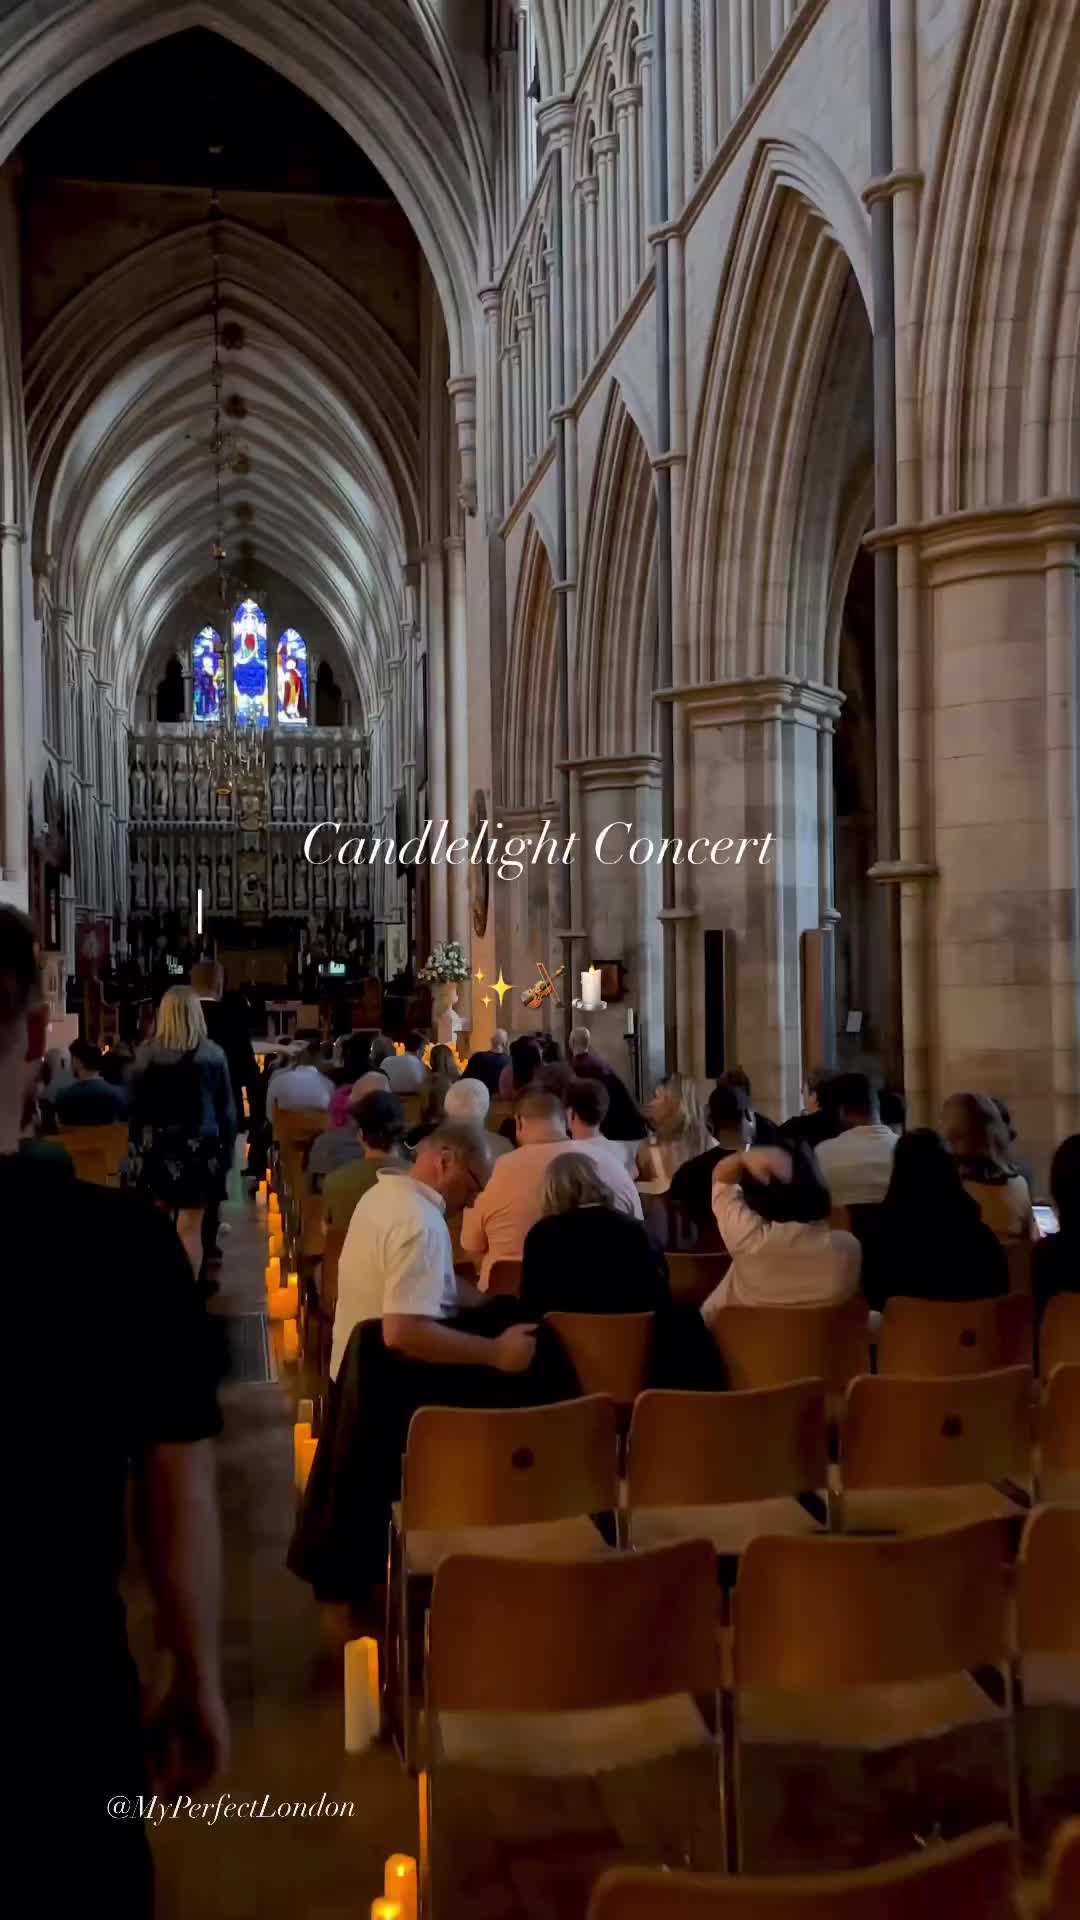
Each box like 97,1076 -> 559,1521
192,627 -> 224,722
232,600 -> 269,727
277,628 -> 309,724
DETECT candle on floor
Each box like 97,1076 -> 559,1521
625,1004 -> 635,1036
267,1283 -> 298,1321
268,1231 -> 284,1259
580,964 -> 602,1011
370,1903 -> 401,1920
293,1419 -> 311,1490
384,1855 -> 418,1920
297,1396 -> 314,1426
282,1317 -> 299,1364
298,1434 -> 318,1492
256,1181 -> 267,1208
344,1636 -> 380,1753
265,1255 -> 281,1290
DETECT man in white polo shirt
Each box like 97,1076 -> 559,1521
331,1120 -> 536,1379
815,1072 -> 898,1207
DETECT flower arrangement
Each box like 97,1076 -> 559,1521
418,940 -> 470,984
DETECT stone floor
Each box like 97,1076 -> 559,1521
152,1190 -> 415,1920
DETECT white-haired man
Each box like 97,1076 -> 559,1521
462,1027 -> 510,1098
444,1076 -> 514,1156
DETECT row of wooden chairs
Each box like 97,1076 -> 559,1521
588,1821 -> 1079,1919
386,1371 -> 1079,1771
418,1512 -> 1078,1895
55,1119 -> 129,1187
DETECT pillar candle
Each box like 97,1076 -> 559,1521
282,1318 -> 299,1364
370,1903 -> 401,1920
384,1855 -> 417,1920
268,1231 -> 284,1259
256,1181 -> 268,1208
265,1256 -> 281,1290
297,1396 -> 314,1426
298,1435 -> 318,1492
624,1005 -> 635,1036
267,1283 -> 298,1321
580,964 -> 602,1010
344,1636 -> 380,1753
293,1419 -> 311,1491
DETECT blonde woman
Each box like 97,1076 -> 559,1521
520,1151 -> 669,1317
635,1072 -> 715,1195
130,986 -> 236,1275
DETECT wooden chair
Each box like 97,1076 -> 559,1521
546,1310 -> 655,1410
390,1397 -> 619,1768
667,1250 -> 730,1309
1037,1365 -> 1080,1506
485,1257 -> 522,1297
588,1825 -> 1018,1918
399,1091 -> 424,1130
56,1121 -> 129,1187
838,1367 -> 1033,1534
729,1521 -> 1017,1870
487,1097 -> 513,1133
1006,1239 -> 1034,1296
1015,1506 -> 1080,1710
709,1294 -> 870,1413
878,1295 -> 1033,1377
424,1541 -> 721,1893
627,1382 -> 828,1558
274,1108 -> 328,1220
1047,1819 -> 1080,1920
1041,1294 -> 1080,1374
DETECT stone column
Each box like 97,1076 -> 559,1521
675,677 -> 843,1119
593,131 -> 620,343
576,754 -> 664,1089
613,84 -> 643,294
916,503 -> 1080,1176
580,177 -> 599,370
0,520 -> 26,901
444,531 -> 470,952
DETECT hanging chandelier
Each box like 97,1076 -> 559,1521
188,146 -> 267,821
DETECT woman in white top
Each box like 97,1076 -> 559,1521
701,1143 -> 861,1323
636,1072 -> 716,1195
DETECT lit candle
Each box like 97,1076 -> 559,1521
268,1195 -> 282,1220
256,1181 -> 268,1209
293,1419 -> 311,1491
268,1232 -> 284,1259
580,964 -> 602,1011
297,1396 -> 314,1426
267,1282 -> 299,1321
625,1005 -> 635,1036
282,1318 -> 299,1364
265,1256 -> 281,1290
344,1636 -> 380,1752
384,1856 -> 417,1920
298,1435 -> 318,1492
370,1903 -> 401,1920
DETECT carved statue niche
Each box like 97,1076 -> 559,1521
130,747 -> 148,821
132,844 -> 149,910
312,747 -> 328,816
291,754 -> 309,822
352,754 -> 366,825
313,858 -> 329,908
174,847 -> 191,909
196,846 -> 212,906
270,750 -> 287,820
215,783 -> 232,821
172,750 -> 190,822
292,854 -> 309,910
333,861 -> 349,910
153,848 -> 170,912
152,752 -> 169,818
272,849 -> 288,908
216,851 -> 232,909
331,752 -> 347,817
193,762 -> 211,821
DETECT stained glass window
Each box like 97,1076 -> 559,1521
192,627 -> 224,722
232,599 -> 269,727
276,628 -> 309,724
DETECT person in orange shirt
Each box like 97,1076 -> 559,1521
460,1086 -> 573,1288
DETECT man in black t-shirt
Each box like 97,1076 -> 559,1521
1,909 -> 227,1915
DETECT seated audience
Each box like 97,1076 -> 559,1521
307,1071 -> 387,1187
1033,1132 -> 1078,1325
382,1030 -> 429,1094
266,1041 -> 333,1124
879,1087 -> 907,1136
420,1042 -> 460,1127
330,1121 -> 536,1379
702,1142 -> 861,1318
497,1034 -> 542,1099
49,1037 -> 129,1125
20,1091 -> 74,1171
100,1040 -> 136,1092
992,1096 -> 1036,1195
870,1127 -> 1007,1306
462,1027 -> 510,1097
715,1066 -> 781,1146
443,1077 -> 513,1156
667,1082 -> 754,1236
562,1078 -> 644,1216
782,1066 -> 840,1150
942,1091 -> 1036,1242
323,1089 -> 410,1234
636,1071 -> 715,1194
815,1072 -> 897,1206
459,1086 -> 572,1287
369,1033 -> 396,1072
521,1152 -> 668,1317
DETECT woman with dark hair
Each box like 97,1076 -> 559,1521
520,1151 -> 668,1316
871,1127 -> 1007,1305
941,1092 -> 1036,1244
702,1143 -> 860,1319
1033,1132 -> 1079,1324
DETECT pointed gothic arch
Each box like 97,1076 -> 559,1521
576,380 -> 657,759
503,518 -> 558,810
